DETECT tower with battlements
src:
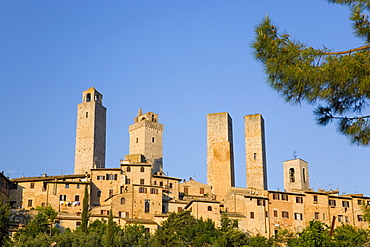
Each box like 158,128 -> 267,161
128,109 -> 164,174
74,87 -> 106,174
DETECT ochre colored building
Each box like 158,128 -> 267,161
7,88 -> 370,236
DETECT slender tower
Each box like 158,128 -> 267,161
283,159 -> 310,192
207,112 -> 235,198
128,109 -> 164,174
74,87 -> 106,174
245,114 -> 267,190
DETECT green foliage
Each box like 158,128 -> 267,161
102,208 -> 114,247
213,214 -> 249,247
252,0 -> 370,146
0,198 -> 11,247
247,235 -> 274,247
288,220 -> 331,247
333,224 -> 369,247
81,184 -> 89,233
121,224 -> 150,247
36,205 -> 58,236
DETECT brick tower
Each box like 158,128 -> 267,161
128,109 -> 164,174
207,112 -> 235,198
74,87 -> 106,174
245,114 -> 267,190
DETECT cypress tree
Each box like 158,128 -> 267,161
81,184 -> 89,233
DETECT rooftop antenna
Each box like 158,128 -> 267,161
292,151 -> 298,159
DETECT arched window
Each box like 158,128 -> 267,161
120,197 -> 125,205
152,137 -> 155,142
207,206 -> 212,211
302,168 -> 306,183
289,168 -> 295,183
86,93 -> 91,102
140,166 -> 145,172
127,166 -> 131,172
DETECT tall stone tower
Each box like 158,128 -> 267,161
74,87 -> 106,174
245,114 -> 267,190
207,112 -> 235,198
129,109 -> 164,174
284,159 -> 310,192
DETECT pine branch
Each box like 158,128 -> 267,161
322,44 -> 370,55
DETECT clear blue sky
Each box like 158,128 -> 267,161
1,1 -> 369,196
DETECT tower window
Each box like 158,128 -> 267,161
253,153 -> 257,160
152,137 -> 155,142
144,200 -> 150,213
86,112 -> 88,118
289,168 -> 295,183
207,206 -> 212,211
86,93 -> 91,102
250,212 -> 255,219
136,138 -> 138,143
302,168 -> 306,183
140,166 -> 145,172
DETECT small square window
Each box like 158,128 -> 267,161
250,212 -> 255,219
65,184 -> 69,189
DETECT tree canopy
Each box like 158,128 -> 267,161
252,0 -> 370,146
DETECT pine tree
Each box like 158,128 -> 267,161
80,184 -> 89,233
252,0 -> 370,146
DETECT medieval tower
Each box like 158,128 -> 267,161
207,112 -> 235,199
128,109 -> 164,174
245,114 -> 268,190
283,159 -> 310,192
74,87 -> 106,174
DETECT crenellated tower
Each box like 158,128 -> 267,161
74,87 -> 106,174
128,109 -> 164,174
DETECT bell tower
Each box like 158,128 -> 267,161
283,159 -> 310,192
74,87 -> 106,174
128,109 -> 164,174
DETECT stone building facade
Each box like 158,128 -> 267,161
6,88 -> 370,236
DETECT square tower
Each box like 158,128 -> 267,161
283,159 -> 310,192
74,87 -> 106,174
128,109 -> 164,174
245,114 -> 267,190
207,112 -> 235,199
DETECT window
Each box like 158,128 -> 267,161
338,215 -> 343,223
144,200 -> 150,213
178,207 -> 182,212
160,181 -> 163,187
109,189 -> 113,197
358,215 -> 364,222
125,178 -> 131,184
207,206 -> 212,211
282,211 -> 289,218
329,199 -> 336,207
200,188 -> 205,194
323,213 -> 326,220
273,210 -> 278,217
86,93 -> 91,102
250,212 -> 255,219
296,197 -> 303,203
342,201 -> 350,208
30,183 -> 35,189
184,187 -> 188,194
152,137 -> 155,142
101,210 -> 109,215
97,175 -> 105,180
302,168 -> 306,183
273,193 -> 280,200
120,197 -> 125,205
97,190 -> 101,197
294,213 -> 303,220
257,199 -> 265,206
136,138 -> 138,143
313,195 -> 318,204
154,181 -> 157,185
86,112 -> 88,118
27,199 -> 33,207
59,195 -> 67,201
127,166 -> 131,172
139,187 -> 147,193
358,200 -> 364,205
281,194 -> 288,201
289,168 -> 295,183
150,188 -> 158,194
345,216 -> 349,223
140,179 -> 145,185
253,153 -> 257,160
77,184 -> 80,189
140,166 -> 145,172
314,212 -> 319,220
75,195 -> 80,201
106,174 -> 117,180
169,183 -> 173,189
76,222 -> 81,227
65,184 -> 69,189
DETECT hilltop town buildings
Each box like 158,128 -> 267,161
5,87 -> 370,236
